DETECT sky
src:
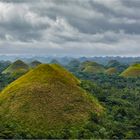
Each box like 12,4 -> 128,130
0,0 -> 140,56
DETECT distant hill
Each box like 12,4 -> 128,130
80,61 -> 105,74
2,60 -> 29,78
0,64 -> 103,138
105,67 -> 118,75
50,59 -> 60,64
120,64 -> 140,78
106,60 -> 128,73
0,61 -> 11,73
106,60 -> 120,68
68,59 -> 80,68
66,59 -> 81,72
29,60 -> 42,68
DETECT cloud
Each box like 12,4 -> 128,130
0,0 -> 140,56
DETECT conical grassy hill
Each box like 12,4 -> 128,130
2,60 -> 29,77
105,67 -> 118,75
81,61 -> 105,74
0,64 -> 103,138
30,60 -> 42,68
120,64 -> 140,78
50,59 -> 60,64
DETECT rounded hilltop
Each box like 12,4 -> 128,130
0,64 -> 103,138
105,67 -> 118,75
80,61 -> 105,74
2,60 -> 29,77
29,60 -> 42,68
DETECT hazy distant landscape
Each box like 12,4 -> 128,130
0,0 -> 140,139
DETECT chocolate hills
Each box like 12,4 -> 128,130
30,60 -> 42,68
106,60 -> 120,68
50,59 -> 60,64
106,60 -> 128,73
120,64 -> 140,78
80,61 -> 105,74
2,60 -> 29,77
105,67 -> 118,75
0,60 -> 11,73
0,64 -> 102,138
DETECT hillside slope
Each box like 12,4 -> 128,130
120,64 -> 140,78
0,64 -> 103,138
81,61 -> 105,74
105,67 -> 118,75
2,60 -> 29,77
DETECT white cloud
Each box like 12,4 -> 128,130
0,0 -> 140,56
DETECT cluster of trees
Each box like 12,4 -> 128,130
0,74 -> 15,91
75,72 -> 140,88
0,61 -> 11,73
78,73 -> 140,139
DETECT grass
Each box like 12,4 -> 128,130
105,67 -> 117,75
120,64 -> 140,78
0,64 -> 103,138
80,61 -> 105,74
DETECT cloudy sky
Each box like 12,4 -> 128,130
0,0 -> 140,56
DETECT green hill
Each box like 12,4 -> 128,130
0,61 -> 11,73
66,59 -> 80,72
120,64 -> 140,78
0,64 -> 103,138
81,61 -> 105,74
2,60 -> 29,77
50,59 -> 60,64
106,60 -> 120,68
106,60 -> 128,73
30,60 -> 41,68
105,67 -> 118,75
68,59 -> 80,68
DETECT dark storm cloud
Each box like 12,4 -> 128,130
0,0 -> 140,56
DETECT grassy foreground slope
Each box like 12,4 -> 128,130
0,64 -> 102,138
120,64 -> 140,78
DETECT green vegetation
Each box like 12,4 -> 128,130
66,59 -> 81,72
0,74 -> 15,91
73,69 -> 140,139
120,63 -> 140,78
107,60 -> 120,68
80,80 -> 140,139
0,61 -> 11,73
0,64 -> 102,138
106,60 -> 128,74
65,59 -> 140,138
